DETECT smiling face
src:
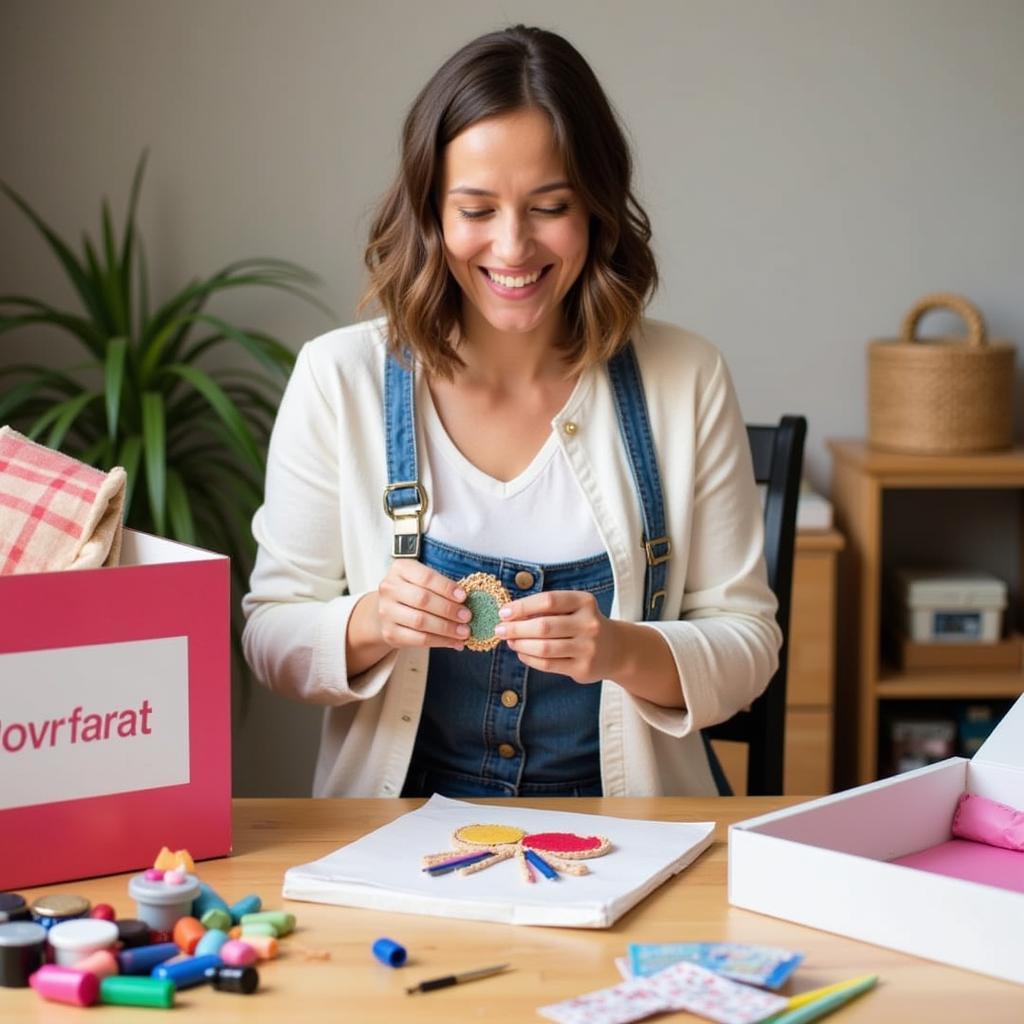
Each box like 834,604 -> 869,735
439,108 -> 589,341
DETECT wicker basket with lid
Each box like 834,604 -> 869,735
868,293 -> 1016,454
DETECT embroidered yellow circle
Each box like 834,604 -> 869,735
454,824 -> 526,847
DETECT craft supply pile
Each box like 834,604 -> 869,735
0,846 -> 305,1008
538,942 -> 878,1024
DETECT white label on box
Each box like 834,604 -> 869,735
0,637 -> 190,810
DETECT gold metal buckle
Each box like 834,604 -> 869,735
643,536 -> 672,566
649,590 -> 667,611
382,481 -> 428,519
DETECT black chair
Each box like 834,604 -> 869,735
704,415 -> 807,796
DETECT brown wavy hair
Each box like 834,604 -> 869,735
361,25 -> 658,378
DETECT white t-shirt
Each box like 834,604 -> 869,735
420,385 -> 606,564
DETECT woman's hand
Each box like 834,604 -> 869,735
376,560 -> 471,651
347,563 -> 469,675
494,590 -> 621,683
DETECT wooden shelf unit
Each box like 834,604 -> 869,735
830,439 -> 1024,785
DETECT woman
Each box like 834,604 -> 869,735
242,25 -> 780,799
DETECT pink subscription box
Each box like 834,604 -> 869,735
0,530 -> 231,889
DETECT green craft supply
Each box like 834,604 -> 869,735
240,921 -> 278,938
100,975 -> 175,1009
200,908 -> 232,932
239,911 -> 295,936
466,591 -> 500,640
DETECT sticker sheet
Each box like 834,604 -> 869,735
538,961 -> 788,1024
628,941 -> 803,989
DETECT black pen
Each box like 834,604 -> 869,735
405,963 -> 511,994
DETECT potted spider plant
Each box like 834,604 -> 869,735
0,150 -> 331,705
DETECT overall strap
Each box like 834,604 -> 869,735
383,352 -> 427,558
606,342 -> 671,621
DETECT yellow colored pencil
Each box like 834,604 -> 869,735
781,974 -> 878,1013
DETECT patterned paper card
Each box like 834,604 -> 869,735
538,961 -> 788,1024
629,941 -> 804,989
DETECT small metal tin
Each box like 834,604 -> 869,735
30,893 -> 90,929
0,894 -> 30,924
0,921 -> 48,987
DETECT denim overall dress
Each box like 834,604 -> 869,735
382,344 -> 729,798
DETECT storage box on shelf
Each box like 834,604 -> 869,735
828,440 -> 1024,787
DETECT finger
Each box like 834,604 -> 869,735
390,602 -> 472,642
506,637 -> 577,659
385,623 -> 466,651
390,578 -> 472,626
496,615 -> 575,642
501,590 -> 582,621
391,560 -> 467,604
513,651 -> 575,674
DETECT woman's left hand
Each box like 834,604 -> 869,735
494,590 -> 621,684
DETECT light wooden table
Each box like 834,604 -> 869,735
3,798 -> 1020,1021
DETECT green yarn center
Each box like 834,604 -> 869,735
466,591 -> 501,640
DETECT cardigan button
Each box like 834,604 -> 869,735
563,421 -> 578,436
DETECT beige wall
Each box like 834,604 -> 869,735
3,0 -> 1023,794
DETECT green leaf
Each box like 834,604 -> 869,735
101,198 -> 129,335
0,180 -> 108,327
160,363 -> 264,471
104,336 -> 128,440
165,468 -> 196,544
46,392 -> 101,450
142,391 -> 167,535
117,434 -> 143,522
0,298 -> 106,356
181,318 -> 295,378
136,234 -> 150,341
80,233 -> 116,336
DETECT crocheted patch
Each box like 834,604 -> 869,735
457,572 -> 511,652
523,831 -> 611,858
454,824 -> 526,848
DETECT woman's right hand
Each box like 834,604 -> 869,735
346,562 -> 470,675
376,560 -> 471,650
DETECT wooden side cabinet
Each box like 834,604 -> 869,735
714,526 -> 844,795
829,439 -> 1024,787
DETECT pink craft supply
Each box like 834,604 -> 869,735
523,832 -> 603,854
74,950 -> 119,978
164,869 -> 186,885
144,869 -> 165,882
89,903 -> 116,920
29,964 -> 100,1007
892,838 -> 1024,893
220,939 -> 259,967
951,792 -> 1024,852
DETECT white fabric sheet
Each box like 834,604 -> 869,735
282,795 -> 714,928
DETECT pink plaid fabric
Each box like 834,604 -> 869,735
0,426 -> 127,575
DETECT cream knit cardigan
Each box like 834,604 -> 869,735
242,317 -> 781,797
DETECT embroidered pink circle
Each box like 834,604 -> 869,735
523,832 -> 605,854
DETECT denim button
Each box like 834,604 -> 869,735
500,690 -> 519,709
497,743 -> 516,759
514,570 -> 535,590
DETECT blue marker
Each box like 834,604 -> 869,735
423,851 -> 493,875
152,954 -> 224,989
524,849 -> 559,880
117,942 -> 180,975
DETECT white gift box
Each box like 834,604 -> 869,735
729,692 -> 1024,985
